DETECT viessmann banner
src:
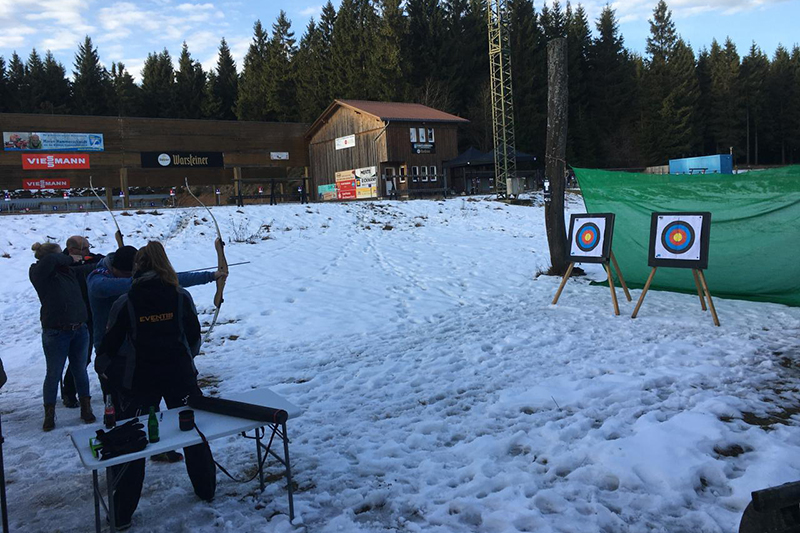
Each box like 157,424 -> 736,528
141,152 -> 224,168
4,132 -> 104,151
21,154 -> 90,170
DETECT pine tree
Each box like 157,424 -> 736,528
26,49 -> 46,113
404,0 -> 446,97
110,62 -> 141,116
318,1 -> 337,105
767,46 -> 794,164
708,37 -> 743,156
659,39 -> 700,159
0,57 -> 8,113
509,0 -> 545,155
373,0 -> 408,101
789,46 -> 800,163
740,43 -> 770,164
141,49 -> 176,118
540,1 -> 566,41
646,0 -> 677,64
695,47 -> 714,154
268,10 -> 298,121
294,20 -> 325,122
205,38 -> 238,120
174,43 -> 206,119
237,20 -> 271,120
41,52 -> 71,114
72,36 -> 113,115
566,3 -> 594,165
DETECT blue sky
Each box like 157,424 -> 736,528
0,0 -> 797,81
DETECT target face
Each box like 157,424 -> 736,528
649,212 -> 711,269
568,214 -> 614,263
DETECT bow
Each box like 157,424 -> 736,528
185,178 -> 228,341
89,176 -> 124,248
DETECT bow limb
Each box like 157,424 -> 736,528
185,178 -> 228,340
90,176 -> 125,248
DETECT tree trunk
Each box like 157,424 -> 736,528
545,38 -> 569,276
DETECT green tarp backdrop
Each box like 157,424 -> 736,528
574,166 -> 800,307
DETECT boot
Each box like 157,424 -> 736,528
80,396 -> 96,424
43,404 -> 56,432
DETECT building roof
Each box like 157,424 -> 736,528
306,99 -> 469,139
443,147 -> 537,168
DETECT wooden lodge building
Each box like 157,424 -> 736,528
1,100 -> 475,209
305,100 -> 468,200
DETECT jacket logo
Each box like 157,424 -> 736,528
139,312 -> 174,323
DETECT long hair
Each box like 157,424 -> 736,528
31,242 -> 61,259
133,241 -> 179,287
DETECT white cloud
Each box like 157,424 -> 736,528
177,3 -> 216,11
598,0 -> 790,23
299,5 -> 322,17
0,26 -> 36,49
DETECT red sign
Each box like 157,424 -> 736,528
21,153 -> 90,170
337,180 -> 357,200
22,178 -> 71,189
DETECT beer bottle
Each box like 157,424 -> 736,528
104,395 -> 116,429
148,406 -> 160,443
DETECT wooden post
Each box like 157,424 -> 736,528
631,267 -> 658,319
691,269 -> 707,311
604,262 -> 620,316
119,167 -> 130,209
105,182 -> 114,210
544,37 -> 569,276
697,270 -> 720,327
610,251 -> 632,302
551,262 -> 575,305
233,167 -> 243,207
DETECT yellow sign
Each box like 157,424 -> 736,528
357,187 -> 376,199
335,170 -> 355,182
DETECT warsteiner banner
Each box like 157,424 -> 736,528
141,152 -> 224,168
4,132 -> 104,151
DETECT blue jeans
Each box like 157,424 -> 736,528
42,325 -> 90,405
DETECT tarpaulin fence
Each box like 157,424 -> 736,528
574,166 -> 800,307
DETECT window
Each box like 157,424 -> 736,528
430,166 -> 437,181
418,128 -> 426,142
409,128 -> 417,142
411,166 -> 419,182
399,166 -> 407,183
427,128 -> 435,143
421,167 -> 428,182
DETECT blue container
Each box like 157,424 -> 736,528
669,154 -> 733,175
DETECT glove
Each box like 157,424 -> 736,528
99,434 -> 149,460
95,418 -> 145,447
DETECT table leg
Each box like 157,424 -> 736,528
107,467 -> 116,533
93,470 -> 101,533
255,428 -> 265,493
283,423 -> 294,522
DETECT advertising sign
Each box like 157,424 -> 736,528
412,142 -> 435,154
270,152 -> 289,160
335,134 -> 356,150
335,169 -> 355,182
318,184 -> 337,201
354,166 -> 377,198
336,179 -> 357,200
22,178 -> 71,189
141,152 -> 224,168
4,132 -> 104,151
21,154 -> 90,170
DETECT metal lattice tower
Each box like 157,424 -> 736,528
487,0 -> 519,199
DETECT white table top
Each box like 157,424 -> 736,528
70,388 -> 303,470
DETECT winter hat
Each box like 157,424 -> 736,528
112,246 -> 138,272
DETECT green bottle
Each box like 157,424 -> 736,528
148,406 -> 160,443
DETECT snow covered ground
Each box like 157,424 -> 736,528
1,194 -> 799,533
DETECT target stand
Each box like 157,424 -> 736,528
552,213 -> 631,315
631,212 -> 719,326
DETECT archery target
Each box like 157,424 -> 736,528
653,215 -> 703,261
568,214 -> 613,263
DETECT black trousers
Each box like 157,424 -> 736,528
110,390 -> 216,526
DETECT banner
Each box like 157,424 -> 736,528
355,166 -> 377,198
335,134 -> 355,150
4,132 -> 104,151
335,169 -> 355,182
317,184 -> 336,201
22,178 -> 71,189
337,180 -> 357,200
141,152 -> 224,168
21,154 -> 90,170
270,152 -> 289,160
412,142 -> 435,154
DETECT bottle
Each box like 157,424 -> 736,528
103,395 -> 116,429
148,406 -> 160,443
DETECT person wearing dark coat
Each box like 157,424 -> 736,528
61,235 -> 104,408
96,241 -> 216,529
29,242 -> 97,431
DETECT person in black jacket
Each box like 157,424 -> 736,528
96,241 -> 215,529
61,235 -> 104,408
29,242 -> 97,431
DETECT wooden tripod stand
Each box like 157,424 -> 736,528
552,251 -> 632,315
631,267 -> 720,326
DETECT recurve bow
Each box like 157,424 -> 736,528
89,176 -> 124,248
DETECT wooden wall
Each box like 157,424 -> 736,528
0,113 -> 309,190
